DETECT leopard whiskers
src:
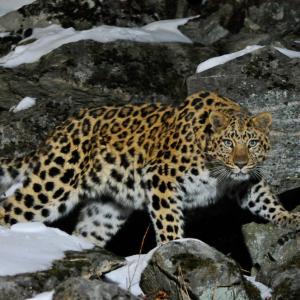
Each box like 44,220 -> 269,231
208,161 -> 231,184
250,167 -> 263,181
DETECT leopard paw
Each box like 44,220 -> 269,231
287,212 -> 300,229
275,212 -> 300,230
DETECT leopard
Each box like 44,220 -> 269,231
0,91 -> 299,247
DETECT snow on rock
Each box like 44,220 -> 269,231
0,222 -> 93,276
142,17 -> 195,43
273,46 -> 300,58
9,96 -> 36,112
0,0 -> 36,17
244,276 -> 272,300
196,45 -> 264,73
105,247 -> 158,297
0,17 -> 193,68
0,32 -> 10,38
26,291 -> 54,300
196,45 -> 300,73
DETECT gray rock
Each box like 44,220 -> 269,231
242,217 -> 300,273
53,277 -> 138,300
245,0 -> 300,37
178,4 -> 233,45
0,0 -> 195,58
141,239 -> 260,300
257,255 -> 300,300
187,46 -> 300,194
0,280 -> 30,300
243,206 -> 300,300
0,0 -> 191,33
0,247 -> 124,300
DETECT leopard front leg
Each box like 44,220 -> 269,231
241,180 -> 300,229
144,164 -> 184,244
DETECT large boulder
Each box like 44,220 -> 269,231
141,239 -> 260,300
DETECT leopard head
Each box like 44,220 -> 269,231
206,110 -> 272,181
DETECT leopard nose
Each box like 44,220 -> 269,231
235,161 -> 247,169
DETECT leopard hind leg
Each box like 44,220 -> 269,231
73,196 -> 132,247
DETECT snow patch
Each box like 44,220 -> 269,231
9,96 -> 36,112
0,0 -> 36,17
0,17 -> 193,68
142,17 -> 195,43
196,45 -> 264,73
244,276 -> 272,300
105,246 -> 158,296
196,45 -> 300,73
26,291 -> 54,300
0,32 -> 10,38
0,222 -> 93,276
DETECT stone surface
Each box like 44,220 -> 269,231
141,239 -> 260,300
243,206 -> 300,300
245,0 -> 300,37
53,277 -> 138,300
187,46 -> 300,194
0,247 -> 124,300
179,4 -> 232,45
257,255 -> 300,300
243,213 -> 300,273
0,0 -> 193,33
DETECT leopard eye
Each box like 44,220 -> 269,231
248,139 -> 259,147
223,139 -> 233,148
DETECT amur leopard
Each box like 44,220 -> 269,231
0,91 -> 299,246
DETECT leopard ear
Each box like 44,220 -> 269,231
251,112 -> 272,132
209,111 -> 228,132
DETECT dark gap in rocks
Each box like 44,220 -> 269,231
226,9 -> 245,34
50,186 -> 300,273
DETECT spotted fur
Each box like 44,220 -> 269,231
0,91 -> 299,246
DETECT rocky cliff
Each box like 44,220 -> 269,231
0,0 -> 299,299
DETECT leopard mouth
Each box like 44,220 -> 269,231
230,172 -> 250,181
227,165 -> 252,181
